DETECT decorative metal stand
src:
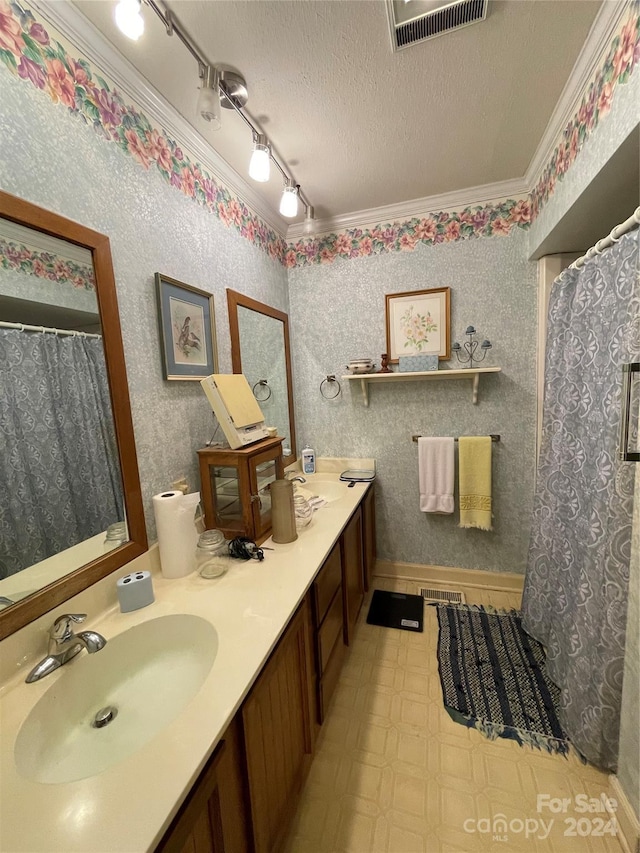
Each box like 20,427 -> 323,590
452,326 -> 492,369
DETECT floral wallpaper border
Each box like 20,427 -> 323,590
0,0 -> 638,270
530,3 -> 639,219
0,236 -> 96,290
285,199 -> 532,267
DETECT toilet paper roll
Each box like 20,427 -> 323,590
152,490 -> 201,579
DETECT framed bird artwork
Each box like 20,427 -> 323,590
155,273 -> 217,380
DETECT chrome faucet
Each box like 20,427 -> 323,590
25,613 -> 107,684
285,472 -> 306,484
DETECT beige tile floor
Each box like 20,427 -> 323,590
284,578 -> 623,853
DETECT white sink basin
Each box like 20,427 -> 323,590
15,614 -> 217,784
297,477 -> 349,504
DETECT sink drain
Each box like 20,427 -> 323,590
93,705 -> 118,728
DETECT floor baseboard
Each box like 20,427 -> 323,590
374,559 -> 524,595
609,775 -> 640,853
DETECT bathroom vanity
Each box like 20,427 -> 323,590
0,465 -> 375,853
159,473 -> 375,853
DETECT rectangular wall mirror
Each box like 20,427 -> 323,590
227,289 -> 297,459
0,191 -> 147,640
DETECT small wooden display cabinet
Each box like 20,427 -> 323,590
198,436 -> 285,543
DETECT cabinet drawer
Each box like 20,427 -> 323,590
317,636 -> 347,724
316,586 -> 343,675
312,543 -> 342,625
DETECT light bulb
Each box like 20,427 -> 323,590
279,180 -> 299,218
249,135 -> 270,182
115,0 -> 144,40
303,205 -> 315,234
198,66 -> 221,129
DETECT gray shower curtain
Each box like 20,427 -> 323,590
522,230 -> 639,771
0,329 -> 124,579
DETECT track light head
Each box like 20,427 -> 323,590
198,66 -> 221,129
280,179 -> 299,218
115,0 -> 144,40
249,134 -> 270,182
303,205 -> 315,234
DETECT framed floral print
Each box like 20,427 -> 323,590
385,287 -> 450,363
155,273 -> 217,380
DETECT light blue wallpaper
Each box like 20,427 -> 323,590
288,229 -> 538,574
0,68 -> 289,540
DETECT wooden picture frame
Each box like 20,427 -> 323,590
385,286 -> 450,363
156,273 -> 217,380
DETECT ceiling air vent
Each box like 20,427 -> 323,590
387,0 -> 488,51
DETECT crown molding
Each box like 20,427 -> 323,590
525,0 -> 630,189
29,0 -> 289,238
25,0 -> 631,244
286,177 -> 529,240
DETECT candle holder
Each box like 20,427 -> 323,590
377,353 -> 392,374
452,326 -> 492,369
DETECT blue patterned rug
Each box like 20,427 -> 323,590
435,604 -> 569,756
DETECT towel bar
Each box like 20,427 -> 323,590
412,434 -> 501,443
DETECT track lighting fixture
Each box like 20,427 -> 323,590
119,0 -> 313,221
115,0 -> 144,40
249,134 -> 271,183
197,65 -> 221,129
279,180 -> 299,218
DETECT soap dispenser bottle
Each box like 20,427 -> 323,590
301,443 -> 316,475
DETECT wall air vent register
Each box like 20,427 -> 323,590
387,0 -> 489,50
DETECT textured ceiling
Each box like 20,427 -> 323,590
73,0 -> 602,225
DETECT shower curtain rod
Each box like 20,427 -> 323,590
560,206 -> 640,278
0,320 -> 101,339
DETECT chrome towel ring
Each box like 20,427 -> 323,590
252,379 -> 272,401
320,375 -> 341,399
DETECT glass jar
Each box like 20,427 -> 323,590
104,521 -> 127,552
293,494 -> 313,530
196,529 -> 231,579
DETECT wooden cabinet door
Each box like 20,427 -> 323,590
362,485 -> 376,592
156,715 -> 251,853
242,599 -> 314,853
341,510 -> 364,645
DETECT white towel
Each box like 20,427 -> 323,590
418,437 -> 455,513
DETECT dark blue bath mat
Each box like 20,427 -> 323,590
436,604 -> 569,756
366,590 -> 423,632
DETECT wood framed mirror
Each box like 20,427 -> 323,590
227,289 -> 297,460
0,190 -> 147,640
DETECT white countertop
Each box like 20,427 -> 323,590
0,466 -> 373,853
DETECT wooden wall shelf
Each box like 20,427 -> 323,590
341,367 -> 501,406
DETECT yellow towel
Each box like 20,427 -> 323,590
458,436 -> 493,531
